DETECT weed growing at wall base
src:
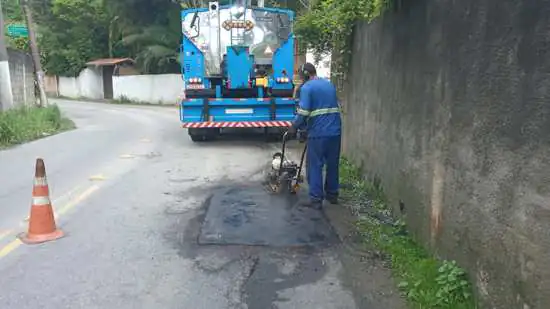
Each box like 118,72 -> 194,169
111,95 -> 153,105
0,105 -> 74,148
339,158 -> 479,309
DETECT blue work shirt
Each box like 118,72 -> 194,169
292,78 -> 342,138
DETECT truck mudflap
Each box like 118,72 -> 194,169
181,121 -> 292,128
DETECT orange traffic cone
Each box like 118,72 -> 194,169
19,158 -> 64,244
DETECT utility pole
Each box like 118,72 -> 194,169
20,0 -> 48,107
0,0 -> 15,111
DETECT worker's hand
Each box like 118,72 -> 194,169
297,129 -> 307,143
286,126 -> 297,135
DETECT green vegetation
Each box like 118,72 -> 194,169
2,0 -> 28,50
295,0 -> 393,77
0,105 -> 74,148
3,0 -> 309,77
32,0 -> 111,76
1,0 -> 22,20
54,95 -> 173,107
3,0 -> 181,76
339,157 -> 479,309
110,95 -> 158,106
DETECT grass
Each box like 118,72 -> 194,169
110,95 -> 152,105
0,104 -> 75,148
339,157 -> 479,309
54,95 -> 174,107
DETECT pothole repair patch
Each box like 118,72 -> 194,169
198,184 -> 339,247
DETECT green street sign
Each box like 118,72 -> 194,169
6,24 -> 29,38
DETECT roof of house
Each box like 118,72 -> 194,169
86,58 -> 135,66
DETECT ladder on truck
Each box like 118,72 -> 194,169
229,0 -> 249,46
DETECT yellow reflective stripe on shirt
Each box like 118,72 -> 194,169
309,107 -> 341,117
296,108 -> 310,116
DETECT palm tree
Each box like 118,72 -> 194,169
117,25 -> 181,74
105,0 -> 181,74
106,0 -> 307,74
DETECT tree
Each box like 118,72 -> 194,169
103,0 -> 182,74
1,0 -> 22,21
30,0 -> 109,76
19,0 -> 309,76
2,0 -> 27,50
105,0 -> 309,73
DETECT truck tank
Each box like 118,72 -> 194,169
179,1 -> 297,142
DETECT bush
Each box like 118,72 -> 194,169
0,105 -> 74,147
295,0 -> 393,76
339,157 -> 479,309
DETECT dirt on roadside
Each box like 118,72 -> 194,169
283,140 -> 408,309
325,203 -> 408,309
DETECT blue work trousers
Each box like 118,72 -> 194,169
306,135 -> 341,202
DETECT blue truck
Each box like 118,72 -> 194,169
179,0 -> 297,142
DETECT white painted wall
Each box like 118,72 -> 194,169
58,68 -> 104,100
113,74 -> 183,104
306,50 -> 332,79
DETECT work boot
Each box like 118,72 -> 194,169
326,196 -> 339,205
325,194 -> 339,205
300,198 -> 323,210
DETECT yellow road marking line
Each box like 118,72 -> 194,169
0,184 -> 100,259
56,185 -> 100,217
0,239 -> 22,258
89,174 -> 106,181
20,186 -> 82,223
19,186 -> 84,225
119,154 -> 135,159
0,230 -> 13,242
52,185 -> 83,205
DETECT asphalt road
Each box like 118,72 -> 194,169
0,100 -> 358,309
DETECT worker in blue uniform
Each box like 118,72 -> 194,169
288,63 -> 342,210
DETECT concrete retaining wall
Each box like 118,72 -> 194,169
341,1 -> 550,308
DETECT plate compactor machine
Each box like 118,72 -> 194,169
267,131 -> 307,194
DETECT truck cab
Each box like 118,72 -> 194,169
179,1 -> 297,142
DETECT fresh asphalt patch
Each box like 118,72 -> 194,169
161,172 -> 357,308
197,183 -> 339,247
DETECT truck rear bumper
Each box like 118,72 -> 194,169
181,121 -> 292,128
180,97 -> 296,128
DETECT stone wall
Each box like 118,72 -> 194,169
341,1 -> 550,308
7,48 -> 35,106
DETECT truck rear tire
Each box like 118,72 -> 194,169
188,128 -> 219,142
189,133 -> 207,142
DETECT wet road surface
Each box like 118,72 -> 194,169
0,100 -> 359,309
